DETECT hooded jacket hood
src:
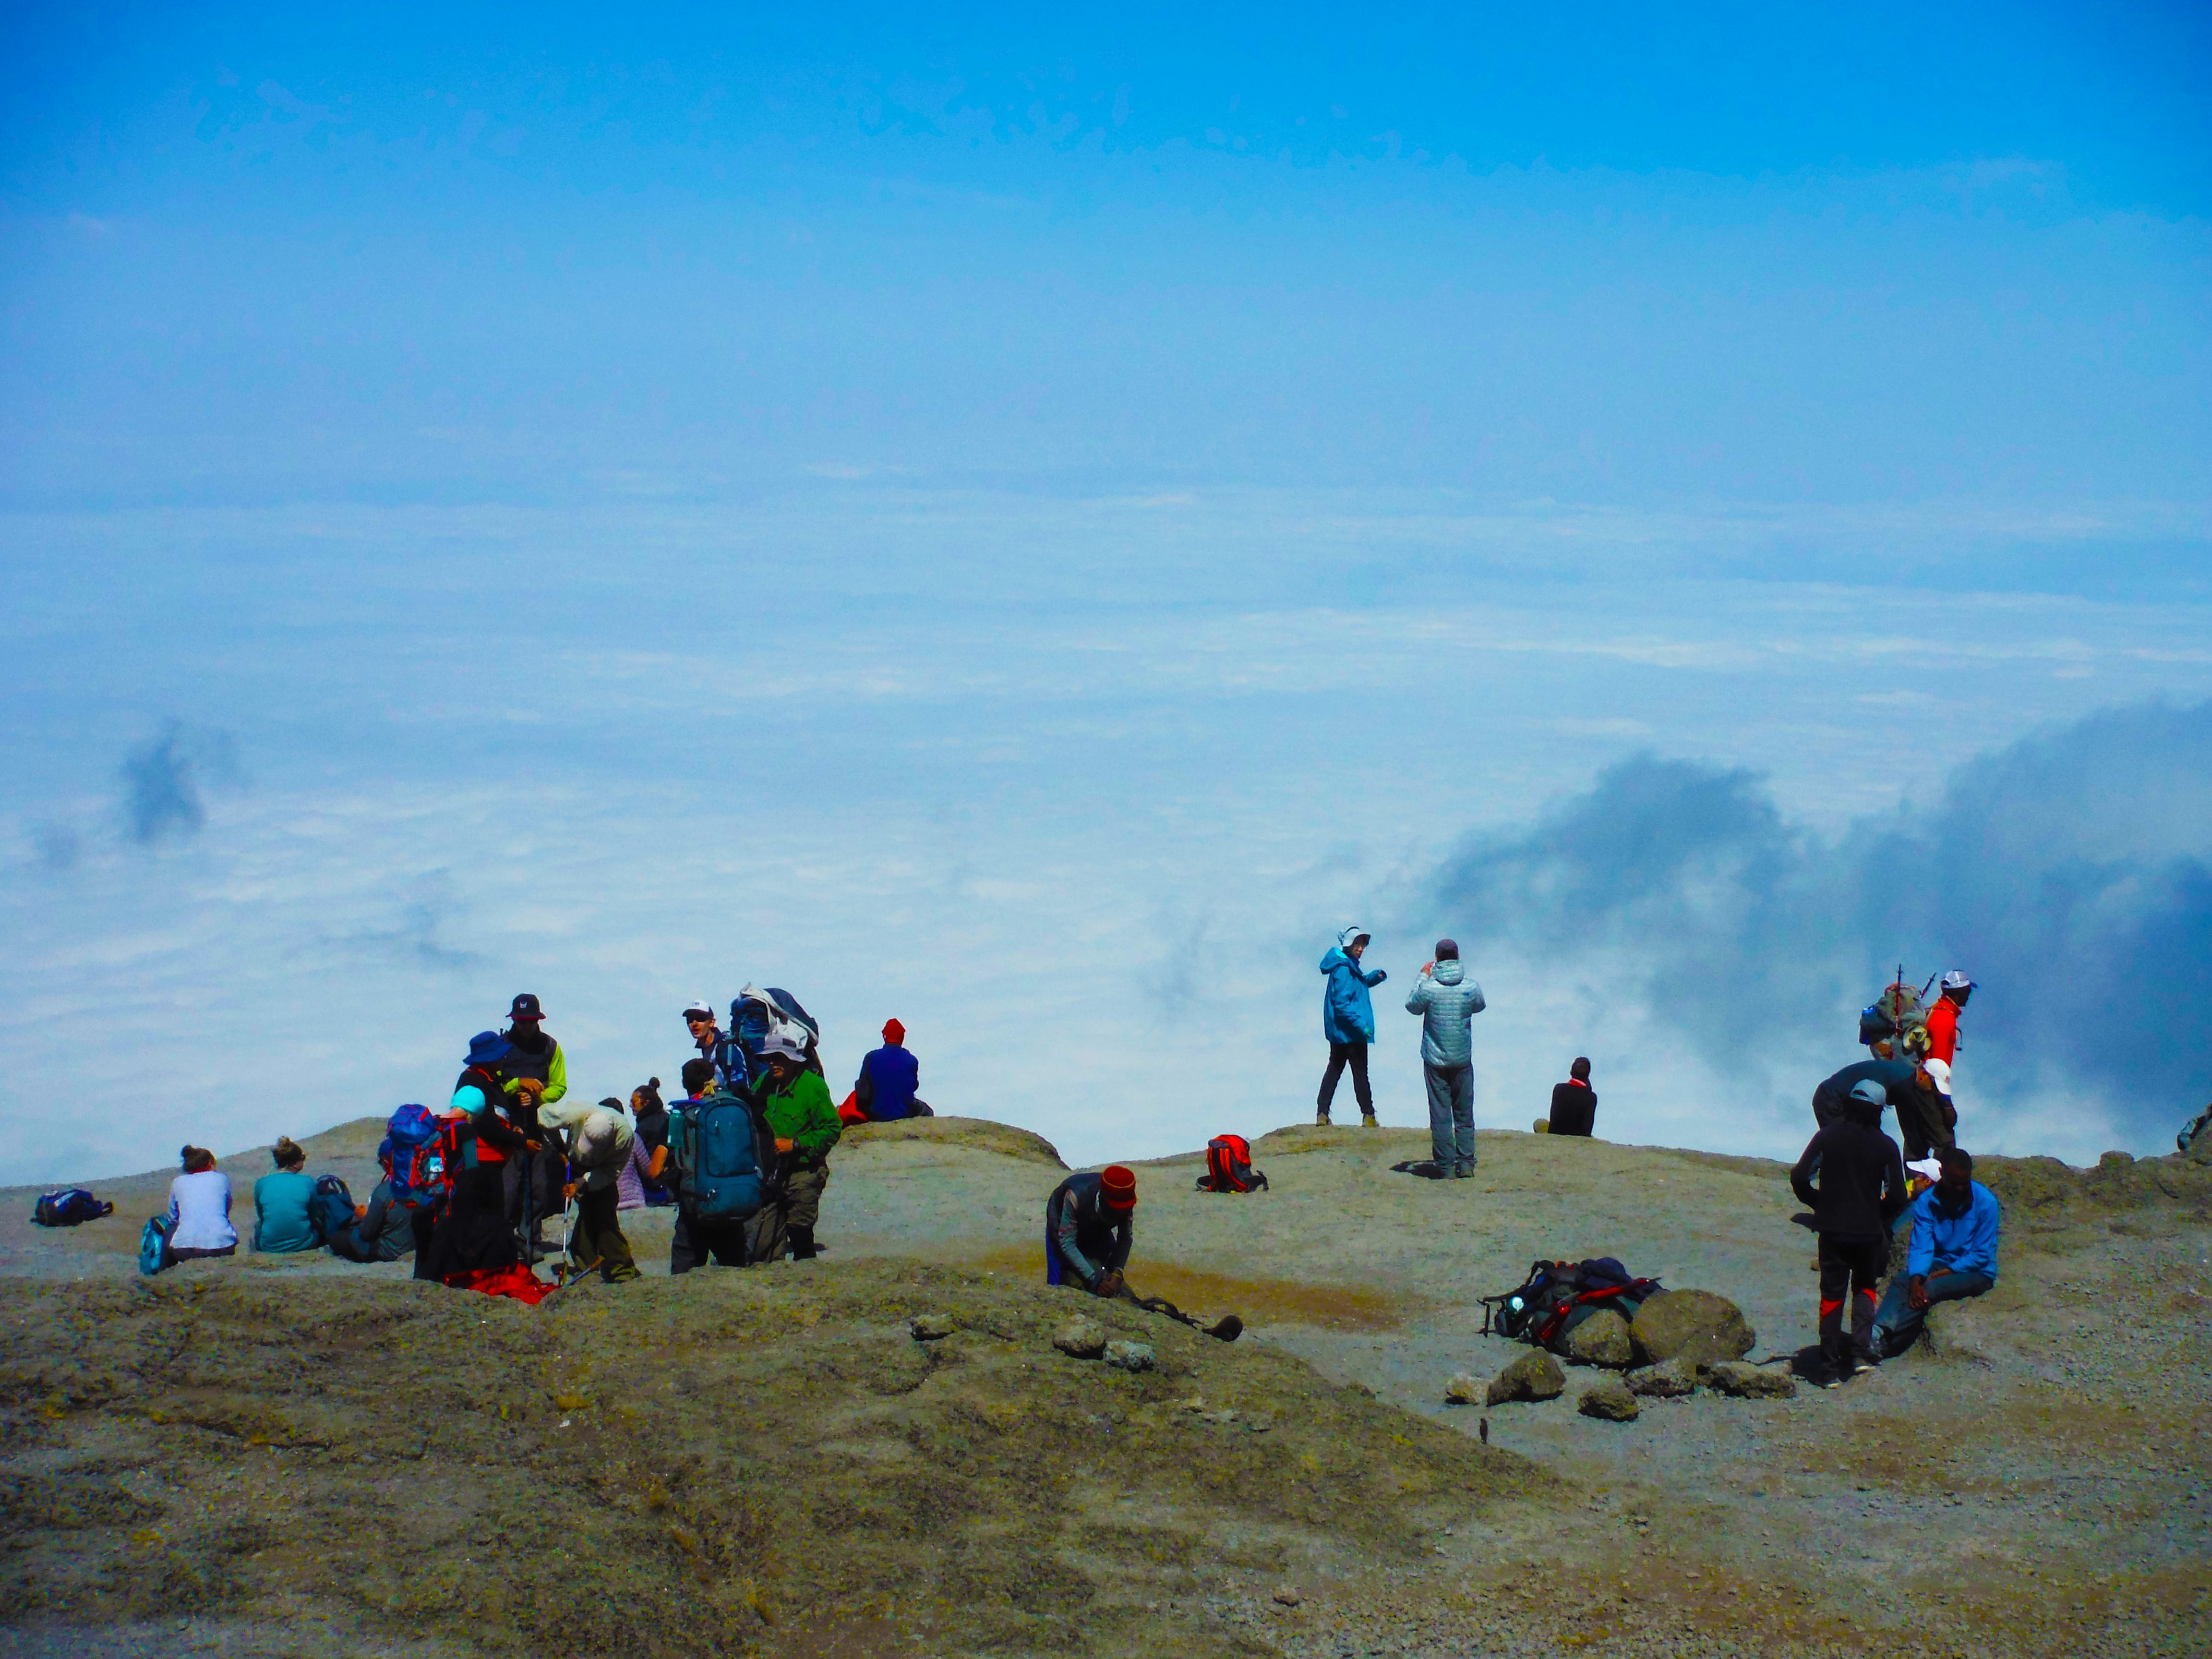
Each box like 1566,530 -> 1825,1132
1432,959 -> 1465,986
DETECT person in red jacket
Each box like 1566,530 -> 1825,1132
1925,972 -> 1973,1067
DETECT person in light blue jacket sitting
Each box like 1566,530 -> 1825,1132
1870,1145 -> 2000,1359
1405,939 -> 1487,1178
1317,926 -> 1386,1127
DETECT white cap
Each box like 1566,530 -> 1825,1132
759,1030 -> 807,1064
1941,970 -> 1975,992
682,996 -> 717,1021
1906,1156 -> 1945,1183
1924,1057 -> 1951,1093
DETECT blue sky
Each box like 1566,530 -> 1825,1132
3,5 -> 2208,1183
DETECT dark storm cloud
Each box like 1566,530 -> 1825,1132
1422,702 -> 2212,1142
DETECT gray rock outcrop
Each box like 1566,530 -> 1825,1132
1444,1372 -> 1484,1405
1630,1289 -> 1755,1367
1577,1377 -> 1640,1421
1486,1349 -> 1567,1405
1560,1308 -> 1634,1369
1103,1340 -> 1156,1372
1625,1357 -> 1698,1397
909,1313 -> 956,1341
1052,1319 -> 1108,1359
1707,1360 -> 1797,1399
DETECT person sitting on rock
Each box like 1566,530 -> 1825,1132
328,1178 -> 416,1263
166,1146 -> 238,1264
1548,1058 -> 1597,1137
745,1032 -> 842,1263
252,1136 -> 320,1254
853,1018 -> 931,1120
1045,1165 -> 1137,1295
1869,1145 -> 1999,1359
1790,1078 -> 1908,1387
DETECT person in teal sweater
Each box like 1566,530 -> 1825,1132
252,1137 -> 320,1253
746,1032 -> 842,1262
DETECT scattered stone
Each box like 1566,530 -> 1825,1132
1052,1320 -> 1108,1359
1444,1372 -> 1485,1405
1577,1377 -> 1640,1421
1245,1416 -> 1273,1434
1486,1348 -> 1567,1406
1630,1289 -> 1756,1367
1561,1308 -> 1634,1369
908,1313 -> 956,1341
1707,1360 -> 1798,1399
1625,1357 -> 1699,1398
1103,1340 -> 1156,1372
1272,1587 -> 1302,1608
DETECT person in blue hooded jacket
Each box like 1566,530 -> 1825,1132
1317,926 -> 1386,1127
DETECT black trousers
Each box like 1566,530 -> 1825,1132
1318,1040 -> 1372,1116
1817,1235 -> 1887,1372
670,1206 -> 748,1274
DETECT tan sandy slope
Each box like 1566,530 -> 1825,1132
0,1118 -> 2206,1658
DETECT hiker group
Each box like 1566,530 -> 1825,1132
138,986 -> 932,1298
1792,970 -> 2001,1384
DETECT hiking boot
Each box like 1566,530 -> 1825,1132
1852,1356 -> 1878,1376
1360,1113 -> 1379,1129
1452,1164 -> 1474,1179
1821,1376 -> 1843,1390
1315,1109 -> 1333,1127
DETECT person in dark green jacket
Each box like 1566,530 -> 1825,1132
252,1137 -> 320,1254
746,1032 -> 842,1262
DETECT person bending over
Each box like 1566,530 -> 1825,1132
1790,1079 -> 1908,1386
1548,1058 -> 1598,1137
1810,1055 -> 1919,1131
1046,1165 -> 1137,1294
542,1096 -> 642,1284
746,1034 -> 842,1262
253,1136 -> 319,1254
1870,1146 -> 1999,1358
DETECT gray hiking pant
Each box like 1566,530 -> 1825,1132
1426,1062 -> 1475,1174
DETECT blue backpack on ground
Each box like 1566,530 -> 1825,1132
309,1175 -> 356,1246
378,1105 -> 447,1208
677,1091 -> 767,1223
33,1189 -> 113,1227
138,1214 -> 173,1276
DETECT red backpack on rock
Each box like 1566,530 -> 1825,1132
1197,1134 -> 1268,1193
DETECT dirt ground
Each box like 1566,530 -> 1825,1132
1,1115 -> 2206,1658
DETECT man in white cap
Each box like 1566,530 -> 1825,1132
684,995 -> 749,1094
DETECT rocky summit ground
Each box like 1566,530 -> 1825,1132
1,1115 -> 2207,1659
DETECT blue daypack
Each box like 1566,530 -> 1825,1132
309,1175 -> 356,1246
677,1091 -> 767,1223
138,1214 -> 172,1276
33,1188 -> 113,1227
378,1105 -> 447,1208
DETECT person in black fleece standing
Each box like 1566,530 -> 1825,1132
1790,1077 -> 1907,1387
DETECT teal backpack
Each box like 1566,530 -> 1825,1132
675,1091 -> 767,1223
138,1214 -> 172,1276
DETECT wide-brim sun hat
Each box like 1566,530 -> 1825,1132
466,1030 -> 513,1068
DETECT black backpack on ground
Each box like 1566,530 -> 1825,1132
1480,1257 -> 1664,1348
33,1189 -> 113,1227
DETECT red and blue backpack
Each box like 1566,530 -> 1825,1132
378,1105 -> 451,1208
1197,1134 -> 1269,1194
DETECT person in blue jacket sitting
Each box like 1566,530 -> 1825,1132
1317,926 -> 1387,1127
854,1019 -> 931,1120
1870,1145 -> 2001,1359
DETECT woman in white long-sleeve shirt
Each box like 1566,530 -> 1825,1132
166,1146 -> 238,1261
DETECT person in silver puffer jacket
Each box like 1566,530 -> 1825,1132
1405,939 -> 1486,1178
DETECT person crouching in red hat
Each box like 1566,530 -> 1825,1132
1045,1165 -> 1137,1295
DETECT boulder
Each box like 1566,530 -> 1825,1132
1577,1378 -> 1640,1421
1486,1349 -> 1567,1406
1625,1357 -> 1698,1398
1707,1360 -> 1797,1400
1052,1320 -> 1108,1359
1630,1289 -> 1755,1367
908,1313 -> 957,1342
1444,1373 -> 1485,1405
1560,1308 -> 1634,1369
1102,1340 -> 1156,1372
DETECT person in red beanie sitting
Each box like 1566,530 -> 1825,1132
852,1018 -> 931,1121
1045,1165 -> 1137,1295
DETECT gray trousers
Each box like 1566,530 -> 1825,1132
1426,1062 -> 1475,1173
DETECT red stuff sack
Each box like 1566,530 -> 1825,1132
1197,1134 -> 1269,1194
